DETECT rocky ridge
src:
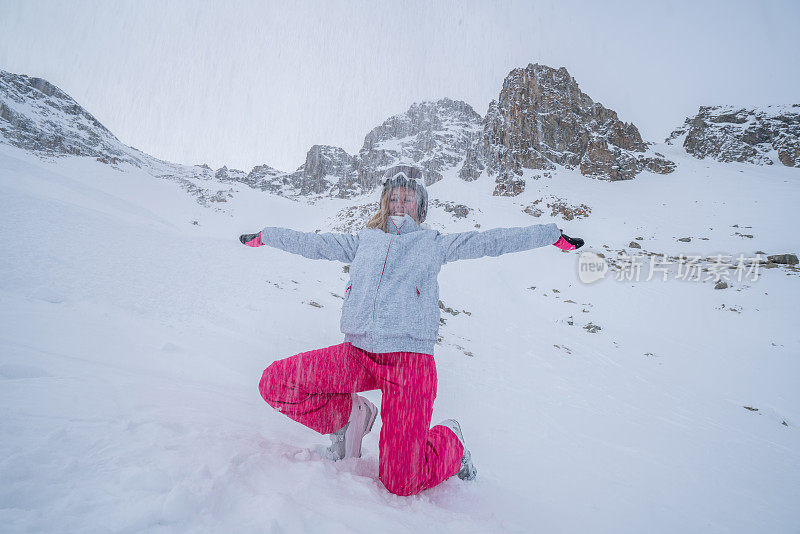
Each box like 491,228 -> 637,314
0,70 -> 262,207
666,105 -> 800,167
8,67 -> 797,209
264,99 -> 486,199
264,65 -> 679,199
0,70 -> 143,165
0,67 -> 675,204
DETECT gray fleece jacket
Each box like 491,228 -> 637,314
260,214 -> 560,355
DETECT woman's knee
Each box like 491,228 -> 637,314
379,471 -> 419,497
258,362 -> 283,404
379,451 -> 425,496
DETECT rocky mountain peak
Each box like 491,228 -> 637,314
484,63 -> 674,194
358,97 -> 485,187
363,98 -> 482,144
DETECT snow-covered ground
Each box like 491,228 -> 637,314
1,142 -> 798,533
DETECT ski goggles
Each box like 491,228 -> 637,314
382,166 -> 424,187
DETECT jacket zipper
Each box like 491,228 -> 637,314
372,220 -> 405,321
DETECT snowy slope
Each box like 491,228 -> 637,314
1,141 -> 799,533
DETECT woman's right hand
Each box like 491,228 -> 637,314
239,233 -> 264,247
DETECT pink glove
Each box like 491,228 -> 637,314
553,231 -> 584,251
239,233 -> 264,247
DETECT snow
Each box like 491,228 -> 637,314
1,141 -> 799,533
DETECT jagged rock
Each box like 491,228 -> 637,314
638,154 -> 677,174
238,163 -> 288,194
484,63 -> 674,195
667,105 -> 800,166
292,144 -> 358,196
629,241 -> 641,249
767,254 -> 798,265
213,166 -> 246,182
215,166 -> 229,180
458,147 -> 485,181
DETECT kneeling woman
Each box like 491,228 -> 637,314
239,164 -> 584,496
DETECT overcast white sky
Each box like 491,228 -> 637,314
1,0 -> 798,172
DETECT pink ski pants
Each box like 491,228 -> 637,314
258,342 -> 463,496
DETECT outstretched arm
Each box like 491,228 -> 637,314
435,223 -> 570,264
239,227 -> 359,263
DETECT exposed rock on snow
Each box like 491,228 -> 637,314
767,253 -> 798,265
522,196 -> 591,220
329,202 -> 380,233
583,322 -> 602,333
666,105 -> 800,167
429,199 -> 472,219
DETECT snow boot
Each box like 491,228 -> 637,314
326,394 -> 378,460
439,419 -> 477,481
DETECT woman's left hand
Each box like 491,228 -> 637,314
553,230 -> 584,251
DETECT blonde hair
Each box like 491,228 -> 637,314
366,188 -> 391,231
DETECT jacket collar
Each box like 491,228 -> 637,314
387,214 -> 420,235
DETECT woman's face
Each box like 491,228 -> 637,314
388,187 -> 418,220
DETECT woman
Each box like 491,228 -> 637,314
239,164 -> 584,496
